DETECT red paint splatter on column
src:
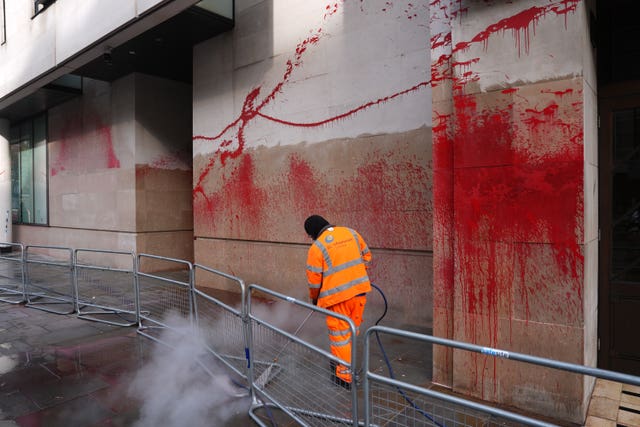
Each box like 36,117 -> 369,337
431,0 -> 581,80
452,0 -> 580,56
430,0 -> 584,397
450,89 -> 584,395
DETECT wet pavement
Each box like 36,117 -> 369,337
0,293 -> 435,427
0,291 -> 584,427
0,301 -> 254,427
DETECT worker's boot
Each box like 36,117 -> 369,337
330,361 -> 352,390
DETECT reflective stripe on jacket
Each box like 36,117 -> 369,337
305,226 -> 371,308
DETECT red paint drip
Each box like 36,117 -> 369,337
453,0 -> 580,56
541,88 -> 574,98
431,32 -> 452,51
523,103 -> 559,130
451,58 -> 480,71
431,0 -> 580,90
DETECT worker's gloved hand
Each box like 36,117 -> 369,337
312,298 -> 318,306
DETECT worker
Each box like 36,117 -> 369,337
304,214 -> 372,390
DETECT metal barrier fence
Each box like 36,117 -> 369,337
74,248 -> 138,327
0,243 -> 25,304
192,263 -> 249,384
135,253 -> 194,343
247,284 -> 359,427
363,325 -> 640,427
24,245 -> 75,314
4,241 -> 640,427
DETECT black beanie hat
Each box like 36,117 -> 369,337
304,215 -> 330,240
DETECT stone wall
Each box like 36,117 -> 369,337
192,0 -> 432,328
16,74 -> 193,266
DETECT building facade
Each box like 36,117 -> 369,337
1,0 -> 637,424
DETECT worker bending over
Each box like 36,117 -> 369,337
304,215 -> 371,389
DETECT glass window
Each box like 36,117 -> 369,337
196,0 -> 234,20
10,114 -> 48,225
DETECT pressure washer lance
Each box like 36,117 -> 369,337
255,310 -> 315,388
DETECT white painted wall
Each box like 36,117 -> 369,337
193,0 -> 431,157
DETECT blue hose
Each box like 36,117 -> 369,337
371,283 -> 446,427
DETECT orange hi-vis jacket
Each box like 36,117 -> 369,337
306,226 -> 372,309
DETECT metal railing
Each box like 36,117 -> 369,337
192,263 -> 248,383
1,241 -> 640,427
24,245 -> 75,314
135,253 -> 194,344
74,248 -> 138,327
0,243 -> 25,304
247,284 -> 359,427
363,325 -> 640,427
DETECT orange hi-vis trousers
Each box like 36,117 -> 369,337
326,294 -> 366,383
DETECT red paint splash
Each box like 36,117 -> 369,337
194,147 -> 430,249
450,90 -> 584,397
431,0 -> 584,396
194,153 -> 268,235
523,103 -> 560,130
431,0 -> 580,86
193,0 -> 429,213
51,115 -> 120,177
453,0 -> 580,56
541,88 -> 574,98
287,154 -> 324,215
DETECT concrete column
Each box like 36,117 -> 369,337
0,119 -> 11,244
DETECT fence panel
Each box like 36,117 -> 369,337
74,249 -> 137,327
192,264 -> 248,383
24,245 -> 75,314
135,253 -> 193,344
247,284 -> 359,427
364,326 -> 640,427
0,243 -> 25,304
